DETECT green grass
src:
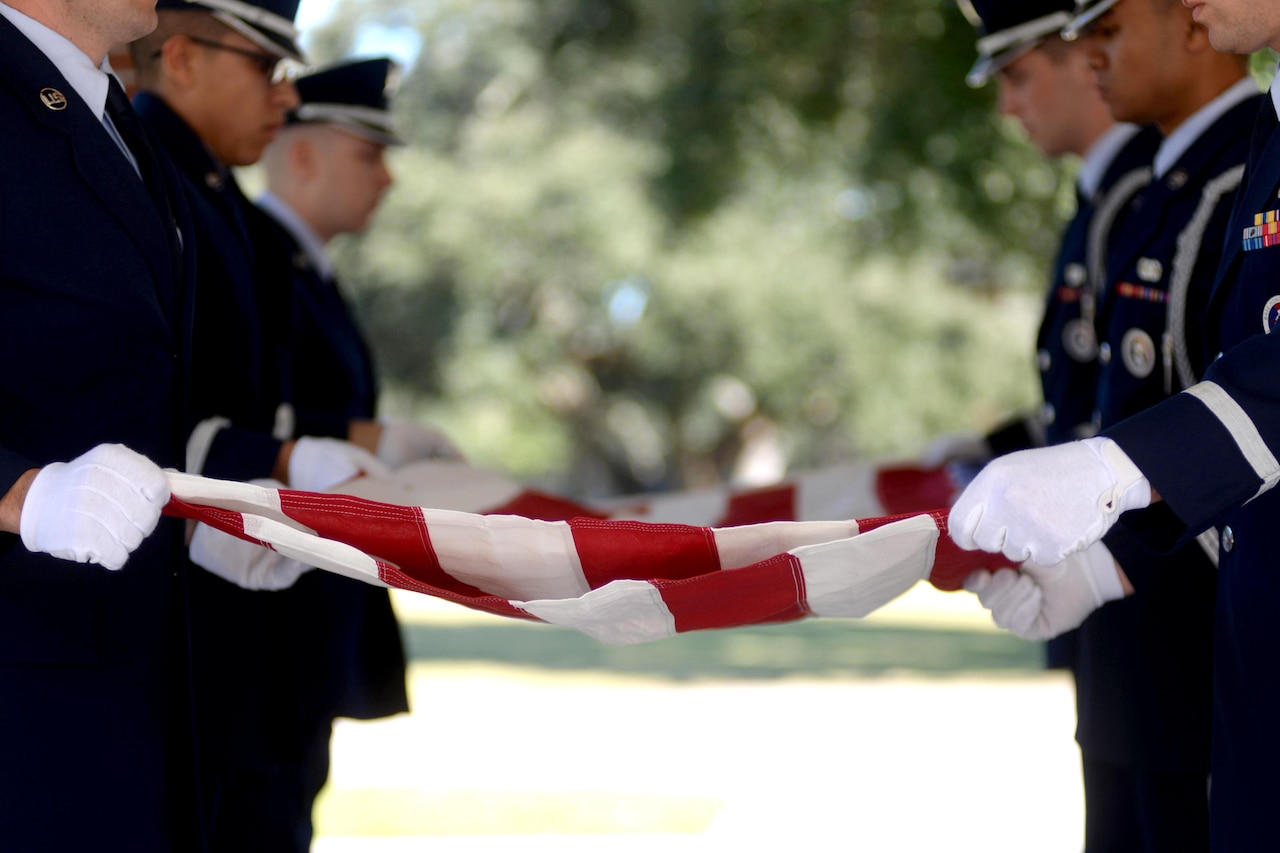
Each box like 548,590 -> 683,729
400,618 -> 1045,681
313,611 -> 1048,838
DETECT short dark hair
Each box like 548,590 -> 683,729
129,10 -> 229,88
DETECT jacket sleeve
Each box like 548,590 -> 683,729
1106,329 -> 1280,542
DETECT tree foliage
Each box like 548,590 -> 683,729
297,0 -> 1066,495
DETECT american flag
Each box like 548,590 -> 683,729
164,461 -> 1007,645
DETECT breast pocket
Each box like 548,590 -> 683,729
1098,280 -> 1171,426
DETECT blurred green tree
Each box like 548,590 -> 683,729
296,0 -> 1073,495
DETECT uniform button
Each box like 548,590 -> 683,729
1099,342 -> 1112,364
1064,263 -> 1087,288
1041,403 -> 1056,425
1038,349 -> 1052,371
1222,526 -> 1235,553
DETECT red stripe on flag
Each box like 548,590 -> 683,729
658,552 -> 809,633
483,490 -> 608,522
857,509 -> 1014,590
856,509 -> 944,533
165,495 -> 254,541
568,518 -> 722,587
275,491 -> 492,597
927,512 -> 1018,591
377,562 -> 539,621
715,484 -> 797,527
874,466 -> 957,515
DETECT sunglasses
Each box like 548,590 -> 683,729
160,36 -> 301,85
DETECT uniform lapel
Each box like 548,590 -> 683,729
1105,97 -> 1263,309
1104,174 -> 1174,291
1209,106 -> 1280,316
0,17 -> 176,306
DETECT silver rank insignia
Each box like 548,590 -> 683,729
1063,319 -> 1098,362
1137,258 -> 1163,283
40,88 -> 67,110
1121,328 -> 1157,378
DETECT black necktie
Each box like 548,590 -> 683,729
104,77 -> 174,226
104,78 -> 181,315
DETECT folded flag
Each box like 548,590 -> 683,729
164,468 -> 1008,645
337,459 -> 965,527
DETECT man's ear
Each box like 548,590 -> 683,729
288,134 -> 318,181
158,35 -> 200,90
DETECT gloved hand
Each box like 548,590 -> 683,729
189,511 -> 311,591
963,541 -> 1126,641
921,432 -> 991,468
949,437 -> 1150,566
376,419 -> 464,468
288,436 -> 392,492
19,443 -> 170,571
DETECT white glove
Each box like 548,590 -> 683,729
921,432 -> 991,468
189,513 -> 310,591
288,436 -> 391,492
949,437 -> 1151,566
963,542 -> 1126,641
376,419 -> 464,467
19,443 -> 170,571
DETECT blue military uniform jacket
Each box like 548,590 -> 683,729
249,207 -> 408,723
136,91 -> 313,842
134,93 -> 288,483
1094,94 -> 1262,431
1109,90 -> 1280,848
986,125 -> 1162,456
0,17 -> 200,851
260,212 -> 380,438
1073,92 -> 1264,775
984,126 -> 1161,674
140,92 -> 408,847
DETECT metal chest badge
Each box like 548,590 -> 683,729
40,88 -> 67,110
1062,320 -> 1097,362
1264,296 -> 1280,334
1121,328 -> 1157,378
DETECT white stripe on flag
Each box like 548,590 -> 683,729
516,579 -> 675,645
802,514 -> 938,618
338,460 -> 524,513
603,487 -> 729,525
421,509 -> 591,600
169,471 -> 285,518
240,513 -> 387,587
713,520 -> 861,569
795,461 -> 885,521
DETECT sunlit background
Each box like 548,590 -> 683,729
247,0 -> 1165,848
280,0 -> 1065,498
